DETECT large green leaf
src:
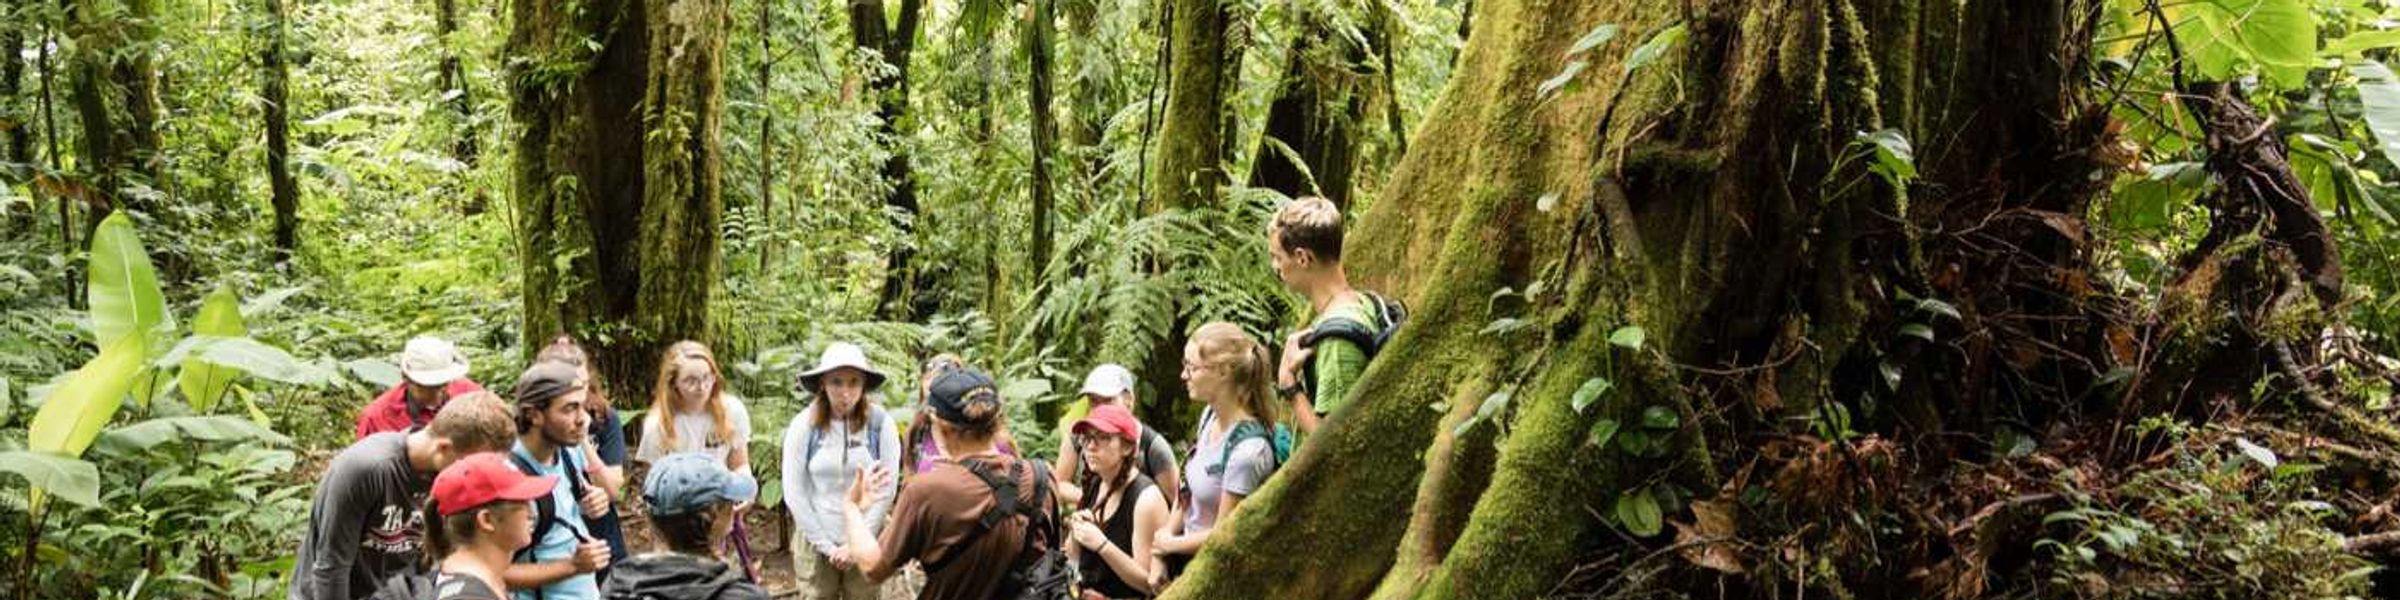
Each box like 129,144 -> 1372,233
28,337 -> 147,457
178,287 -> 248,412
93,416 -> 290,456
157,336 -> 342,387
86,212 -> 172,349
0,451 -> 102,508
2172,0 -> 2317,88
2351,60 -> 2400,169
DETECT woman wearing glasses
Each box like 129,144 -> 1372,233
637,340 -> 752,474
635,340 -> 759,578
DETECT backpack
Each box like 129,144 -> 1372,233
1297,291 -> 1407,398
927,458 -> 1073,600
803,404 -> 890,466
1196,406 -> 1293,477
506,446 -> 594,599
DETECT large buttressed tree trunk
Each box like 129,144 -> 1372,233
1159,0 -> 2184,598
514,0 -> 724,400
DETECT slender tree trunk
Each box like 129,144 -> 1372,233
66,0 -> 161,222
435,0 -> 477,165
39,18 -> 72,305
857,0 -> 928,321
3,5 -> 26,168
1027,0 -> 1057,289
260,0 -> 300,262
755,0 -> 772,269
515,0 -> 724,400
1160,0 -> 2146,598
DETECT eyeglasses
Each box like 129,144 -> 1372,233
1076,433 -> 1124,447
676,374 -> 716,390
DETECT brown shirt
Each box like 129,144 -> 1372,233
883,455 -> 1052,600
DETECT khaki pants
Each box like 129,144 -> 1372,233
791,531 -> 880,600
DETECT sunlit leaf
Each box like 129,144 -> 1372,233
179,287 -> 248,412
1624,24 -> 1686,74
0,451 -> 101,508
29,337 -> 148,458
1571,377 -> 1614,414
1567,23 -> 1620,57
86,211 -> 172,349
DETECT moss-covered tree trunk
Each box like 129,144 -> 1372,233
1132,0 -> 1232,430
259,0 -> 299,262
514,0 -> 724,400
1161,0 -> 2149,598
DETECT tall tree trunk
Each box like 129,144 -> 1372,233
260,0 -> 300,262
1157,0 -> 2165,598
1132,0 -> 1232,428
66,0 -> 161,224
755,0 -> 773,269
514,0 -> 724,400
1027,0 -> 1057,292
435,0 -> 477,166
857,0 -> 927,321
1247,14 -> 1367,207
3,6 -> 26,168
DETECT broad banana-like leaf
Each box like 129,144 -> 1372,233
29,337 -> 149,458
178,287 -> 248,412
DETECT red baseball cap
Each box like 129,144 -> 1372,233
1072,404 -> 1142,441
432,452 -> 558,516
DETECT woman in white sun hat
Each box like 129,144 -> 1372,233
780,342 -> 899,600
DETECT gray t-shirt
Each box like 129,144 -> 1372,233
291,433 -> 428,600
1180,413 -> 1274,535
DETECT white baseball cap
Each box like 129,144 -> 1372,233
1079,364 -> 1135,399
399,336 -> 471,387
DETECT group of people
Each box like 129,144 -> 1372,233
290,197 -> 1398,600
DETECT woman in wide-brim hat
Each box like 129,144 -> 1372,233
781,342 -> 900,600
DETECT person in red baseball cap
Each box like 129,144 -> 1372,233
1064,404 -> 1171,599
421,452 -> 558,600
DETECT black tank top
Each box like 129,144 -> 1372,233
1078,472 -> 1156,598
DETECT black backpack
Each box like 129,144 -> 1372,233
927,458 -> 1074,600
1297,291 -> 1407,398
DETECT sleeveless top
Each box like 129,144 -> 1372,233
1077,472 -> 1157,599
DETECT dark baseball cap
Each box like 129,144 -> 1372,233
926,368 -> 1000,425
512,362 -> 585,409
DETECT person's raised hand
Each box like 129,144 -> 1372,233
1278,330 -> 1313,388
578,484 -> 610,518
571,540 -> 611,572
1071,518 -> 1108,550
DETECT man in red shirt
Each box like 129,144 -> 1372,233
356,336 -> 486,439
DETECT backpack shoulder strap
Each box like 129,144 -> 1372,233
1215,421 -> 1272,475
923,459 -> 1021,572
868,406 -> 889,461
505,451 -> 559,566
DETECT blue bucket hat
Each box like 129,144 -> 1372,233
642,453 -> 758,516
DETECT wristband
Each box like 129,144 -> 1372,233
1278,383 -> 1305,399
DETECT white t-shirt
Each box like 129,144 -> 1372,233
636,394 -> 752,470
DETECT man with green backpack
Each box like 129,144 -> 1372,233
1267,197 -> 1405,436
